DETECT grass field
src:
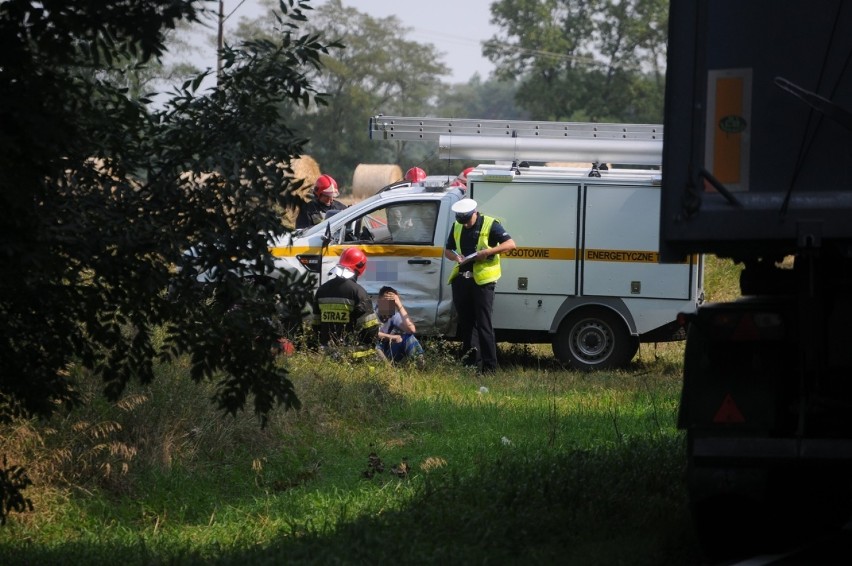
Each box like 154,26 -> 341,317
0,257 -> 743,565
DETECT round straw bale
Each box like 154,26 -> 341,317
277,155 -> 321,228
281,154 -> 321,200
351,164 -> 403,199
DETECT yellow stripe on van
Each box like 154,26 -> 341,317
269,246 -> 320,257
356,245 -> 445,257
270,245 -> 693,265
503,247 -> 575,260
269,245 -> 445,258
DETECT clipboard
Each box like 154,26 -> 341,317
457,252 -> 478,265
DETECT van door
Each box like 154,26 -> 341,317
321,199 -> 448,334
471,180 -> 581,330
582,185 -> 694,299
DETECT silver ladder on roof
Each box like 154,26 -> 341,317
369,115 -> 664,166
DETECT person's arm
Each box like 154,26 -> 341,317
444,228 -> 464,262
476,237 -> 516,261
390,293 -> 416,334
475,220 -> 517,261
444,248 -> 464,263
355,288 -> 379,344
378,330 -> 401,343
378,319 -> 403,344
295,201 -> 314,229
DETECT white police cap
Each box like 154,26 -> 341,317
451,198 -> 477,214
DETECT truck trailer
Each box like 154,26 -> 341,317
661,0 -> 852,556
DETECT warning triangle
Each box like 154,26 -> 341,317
713,393 -> 745,423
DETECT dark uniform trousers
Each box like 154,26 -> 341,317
451,275 -> 497,372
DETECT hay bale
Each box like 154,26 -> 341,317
351,164 -> 403,199
277,155 -> 321,229
283,155 -> 321,199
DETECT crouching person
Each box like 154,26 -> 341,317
311,247 -> 379,360
376,286 -> 424,367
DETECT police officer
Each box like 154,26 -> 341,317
296,174 -> 347,229
444,198 -> 516,373
311,247 -> 379,358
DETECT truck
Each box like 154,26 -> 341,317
269,116 -> 703,369
661,0 -> 852,556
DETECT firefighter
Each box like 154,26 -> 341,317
449,166 -> 475,190
311,247 -> 379,359
444,198 -> 516,373
404,166 -> 427,183
296,174 -> 347,229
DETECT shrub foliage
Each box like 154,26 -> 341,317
0,0 -> 335,522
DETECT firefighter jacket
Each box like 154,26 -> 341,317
311,276 -> 379,351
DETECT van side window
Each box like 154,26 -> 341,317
344,202 -> 439,245
387,202 -> 439,244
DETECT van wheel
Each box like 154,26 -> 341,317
552,308 -> 636,370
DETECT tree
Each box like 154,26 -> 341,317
484,0 -> 668,123
434,74 -> 530,122
0,0 -> 334,520
234,0 -> 451,191
407,75 -> 532,176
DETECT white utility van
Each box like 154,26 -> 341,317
270,114 -> 703,369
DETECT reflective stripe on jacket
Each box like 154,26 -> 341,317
311,277 -> 379,348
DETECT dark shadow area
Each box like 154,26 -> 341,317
0,436 -> 712,565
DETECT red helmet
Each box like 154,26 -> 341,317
338,247 -> 367,276
314,174 -> 339,198
404,167 -> 427,183
457,167 -> 475,184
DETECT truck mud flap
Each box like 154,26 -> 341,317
638,319 -> 686,343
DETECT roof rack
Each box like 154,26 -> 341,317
369,115 -> 664,166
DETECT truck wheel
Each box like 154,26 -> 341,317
552,308 -> 637,370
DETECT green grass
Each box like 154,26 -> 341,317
0,256 -> 742,565
0,345 -> 709,565
703,254 -> 743,302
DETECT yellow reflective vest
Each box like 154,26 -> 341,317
447,215 -> 502,285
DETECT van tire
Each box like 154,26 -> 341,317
552,308 -> 637,370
